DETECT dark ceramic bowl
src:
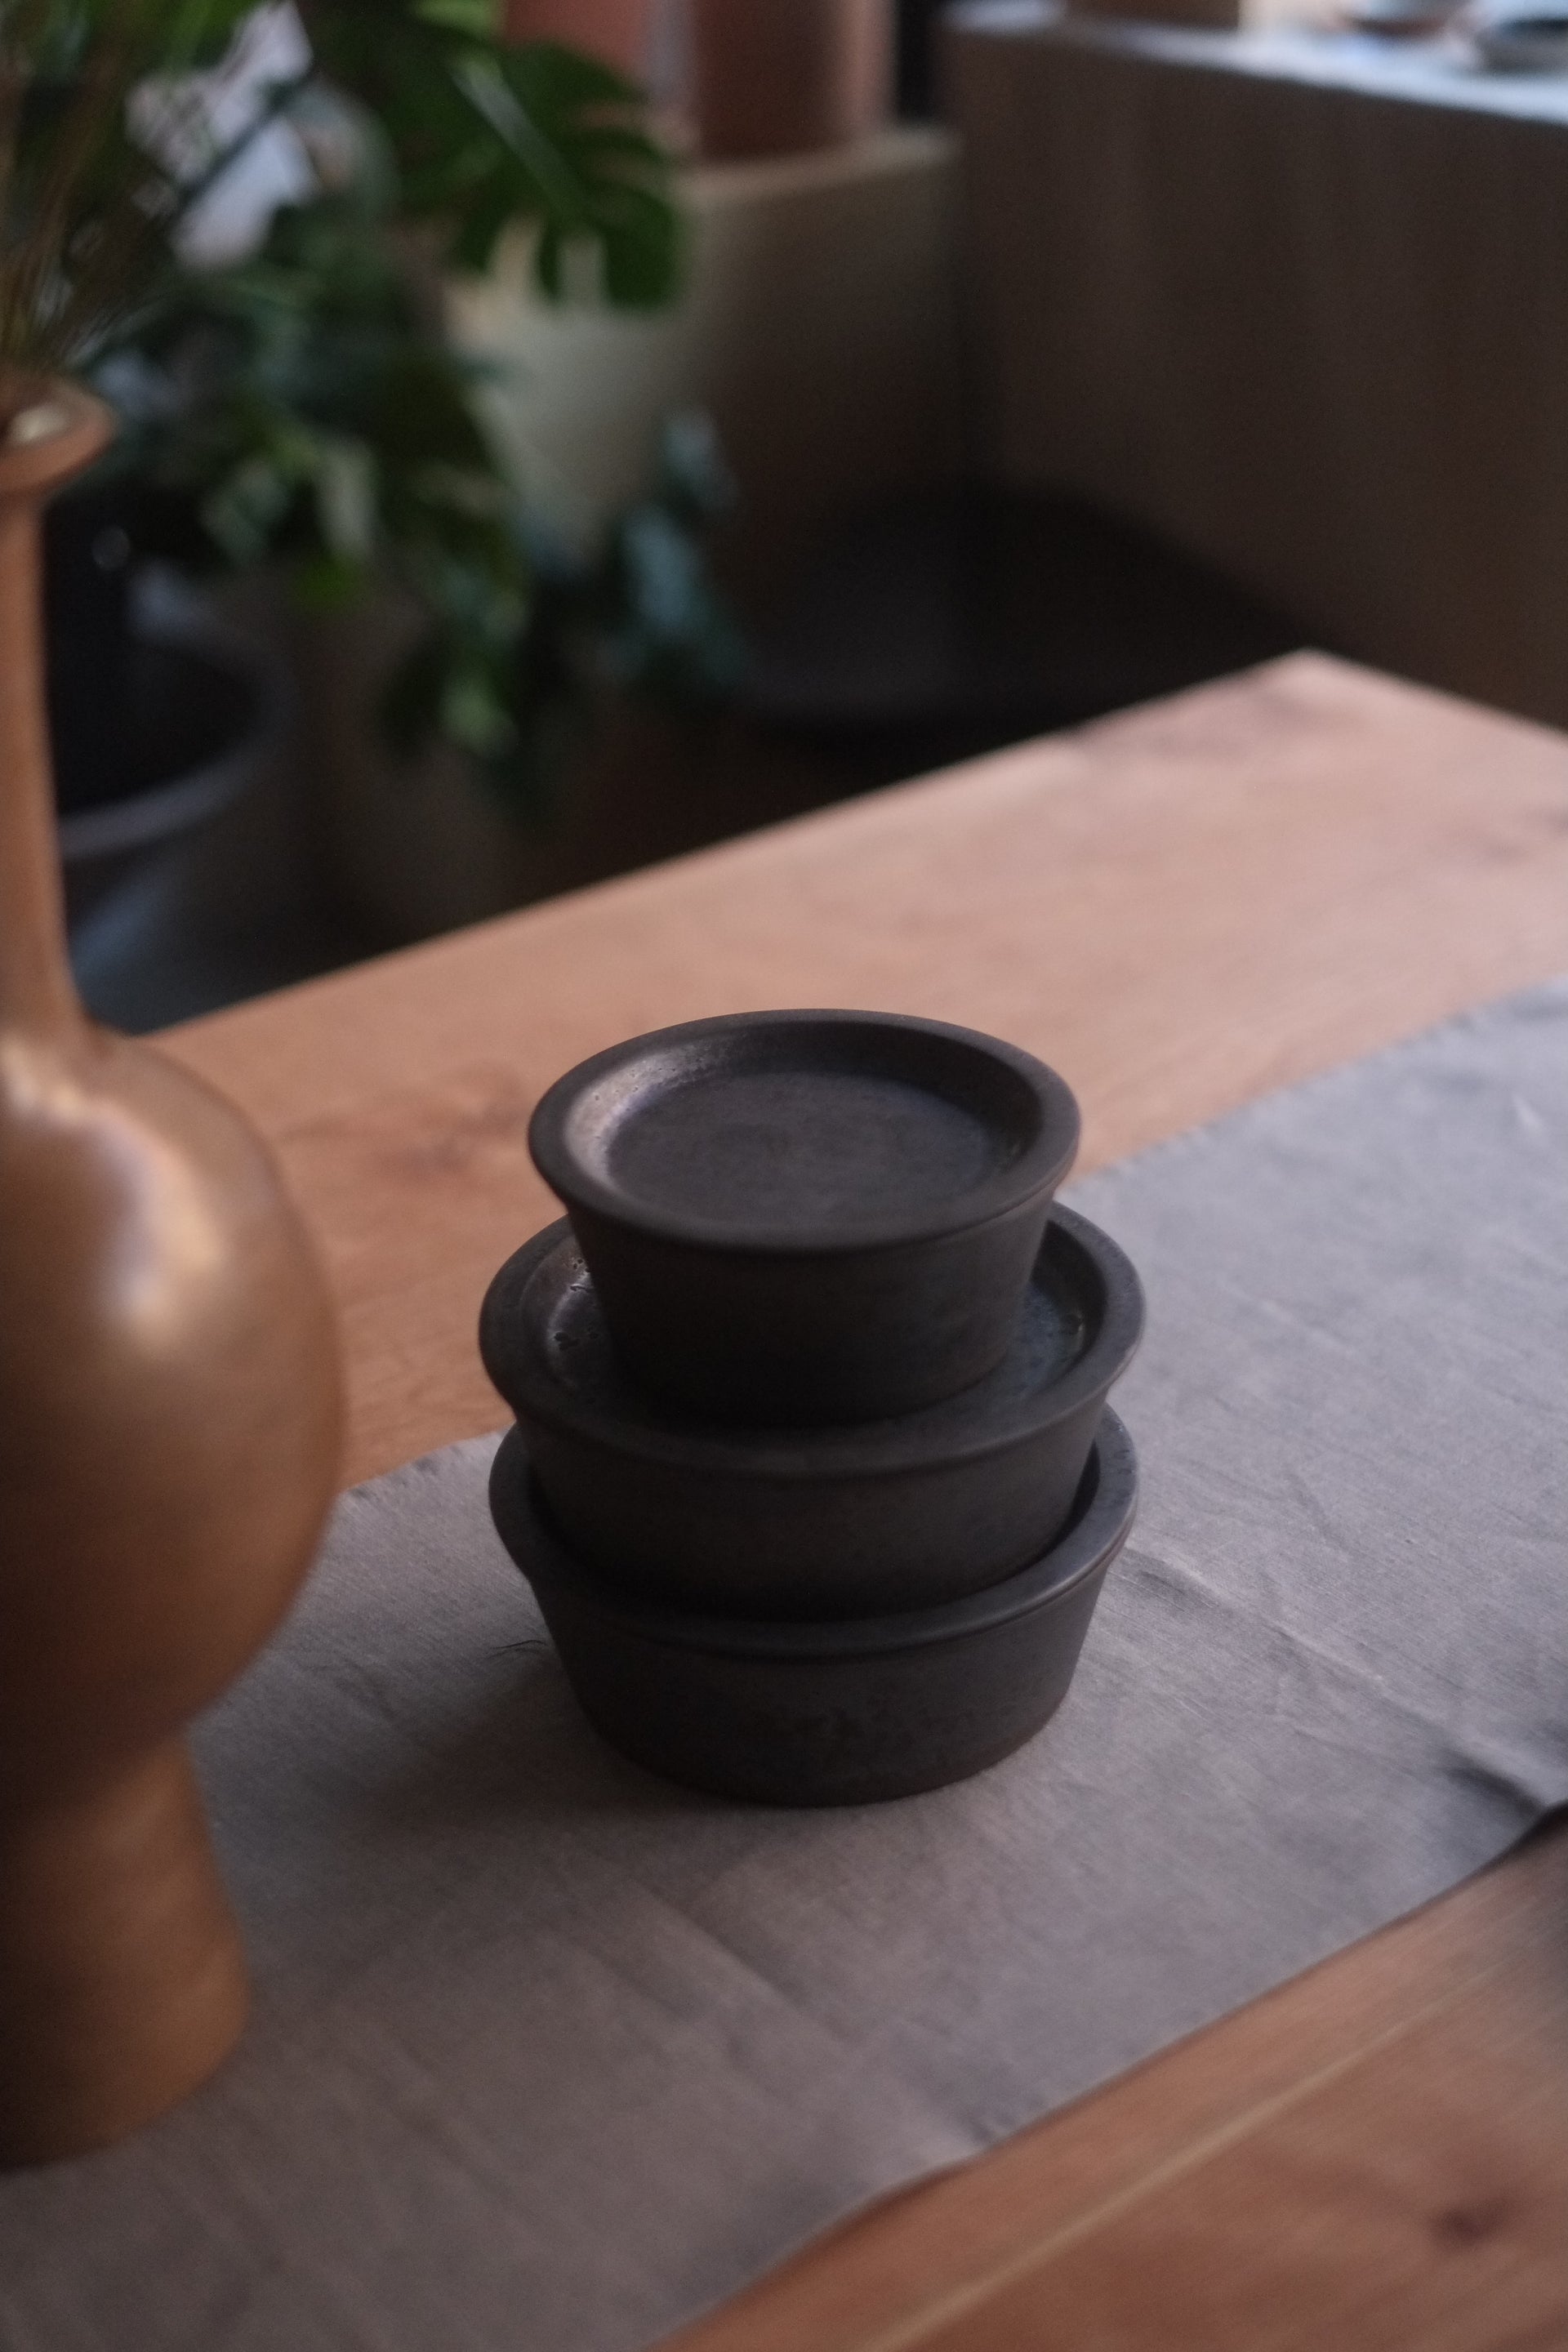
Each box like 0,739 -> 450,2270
491,1410 -> 1138,1806
527,1010 -> 1080,1425
482,1208 -> 1143,1619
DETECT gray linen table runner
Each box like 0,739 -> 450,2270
2,981 -> 1566,2352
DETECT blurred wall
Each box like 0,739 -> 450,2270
948,2 -> 1568,732
448,125 -> 966,608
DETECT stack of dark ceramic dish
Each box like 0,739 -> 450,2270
482,1011 -> 1144,1806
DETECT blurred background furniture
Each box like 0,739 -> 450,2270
744,483 -> 1303,781
48,564 -> 283,928
688,0 -> 893,158
949,1 -> 1568,732
503,0 -> 653,73
163,650 -> 1568,2348
69,0 -> 1568,1027
451,122 -> 964,609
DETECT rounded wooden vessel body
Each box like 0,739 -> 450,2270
0,381 -> 344,2164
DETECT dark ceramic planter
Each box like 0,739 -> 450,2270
689,0 -> 891,162
48,557 -> 285,925
491,1410 -> 1138,1806
527,1009 -> 1080,1427
482,1207 -> 1143,1619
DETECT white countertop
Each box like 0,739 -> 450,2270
954,0 -> 1568,123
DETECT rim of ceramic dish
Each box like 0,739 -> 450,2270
481,1208 -> 1143,1481
527,1009 -> 1080,1255
506,1409 -> 1139,1659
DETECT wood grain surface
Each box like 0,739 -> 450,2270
169,654 -> 1568,1487
161,653 -> 1568,2346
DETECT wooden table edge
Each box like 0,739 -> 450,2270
155,651 -> 1568,2349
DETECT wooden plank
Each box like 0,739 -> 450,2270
165,655 -> 1568,1489
157,652 -> 1568,2350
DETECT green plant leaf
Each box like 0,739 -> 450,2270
303,7 -> 683,298
47,7 -> 724,808
412,0 -> 501,34
3,0 -> 681,367
2,0 -> 294,365
313,431 -> 376,560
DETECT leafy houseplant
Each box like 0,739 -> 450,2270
1,0 -> 258,372
21,1 -> 737,815
91,172 -> 742,812
3,0 -> 683,368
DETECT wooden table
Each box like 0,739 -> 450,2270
165,654 -> 1568,2350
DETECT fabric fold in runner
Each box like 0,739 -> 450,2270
2,980 -> 1565,2352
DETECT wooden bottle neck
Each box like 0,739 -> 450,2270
0,380 -> 116,1041
0,492 -> 81,1037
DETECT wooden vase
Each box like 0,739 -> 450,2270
690,0 -> 892,161
0,381 -> 344,2166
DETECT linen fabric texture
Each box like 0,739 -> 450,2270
2,981 -> 1565,2352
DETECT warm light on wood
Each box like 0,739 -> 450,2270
162,650 -> 1568,2340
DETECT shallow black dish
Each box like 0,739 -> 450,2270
527,1010 -> 1080,1426
491,1410 -> 1138,1806
482,1208 -> 1143,1619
